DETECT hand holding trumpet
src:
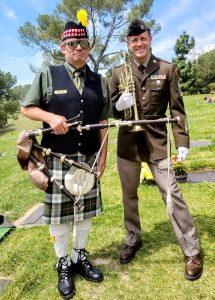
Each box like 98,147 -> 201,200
115,88 -> 134,111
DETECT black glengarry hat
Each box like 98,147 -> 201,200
127,19 -> 150,37
62,9 -> 88,41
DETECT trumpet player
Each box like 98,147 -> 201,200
110,19 -> 203,280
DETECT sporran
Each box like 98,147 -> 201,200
65,162 -> 95,196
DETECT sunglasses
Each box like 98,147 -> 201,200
66,40 -> 90,50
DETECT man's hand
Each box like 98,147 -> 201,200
48,115 -> 69,135
177,147 -> 189,161
20,106 -> 69,135
115,90 -> 134,111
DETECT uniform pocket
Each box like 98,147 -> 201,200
150,80 -> 167,104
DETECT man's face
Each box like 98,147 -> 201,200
61,38 -> 90,68
127,31 -> 152,63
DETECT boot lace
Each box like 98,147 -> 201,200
74,248 -> 92,268
57,255 -> 70,281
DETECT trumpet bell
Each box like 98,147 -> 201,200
131,125 -> 144,132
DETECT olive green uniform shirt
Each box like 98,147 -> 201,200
23,61 -> 113,120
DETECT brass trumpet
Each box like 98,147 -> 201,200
119,52 -> 144,132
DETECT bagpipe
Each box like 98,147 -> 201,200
17,115 -> 94,210
17,114 -> 180,213
26,116 -> 180,136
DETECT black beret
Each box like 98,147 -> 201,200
62,21 -> 88,41
127,19 -> 150,37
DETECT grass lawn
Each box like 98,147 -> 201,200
0,94 -> 215,299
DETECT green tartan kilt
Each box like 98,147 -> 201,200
43,152 -> 102,224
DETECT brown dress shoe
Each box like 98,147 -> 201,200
185,253 -> 203,280
120,241 -> 142,264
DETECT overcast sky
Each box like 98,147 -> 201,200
0,0 -> 215,85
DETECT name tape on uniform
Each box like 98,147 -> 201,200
54,90 -> 68,95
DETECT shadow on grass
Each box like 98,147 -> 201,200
93,214 -> 215,269
0,124 -> 16,137
193,214 -> 215,236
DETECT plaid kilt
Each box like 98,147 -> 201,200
43,152 -> 102,224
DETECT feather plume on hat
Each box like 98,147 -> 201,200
77,9 -> 88,27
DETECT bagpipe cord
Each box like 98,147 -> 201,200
166,118 -> 173,216
72,121 -> 115,245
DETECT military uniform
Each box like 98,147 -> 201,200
110,54 -> 200,257
111,55 -> 189,161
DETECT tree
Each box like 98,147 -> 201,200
173,31 -> 197,94
195,50 -> 215,92
208,82 -> 215,92
11,84 -> 31,102
0,70 -> 17,101
0,101 -> 20,130
0,103 -> 7,129
0,70 -> 20,130
18,0 -> 160,73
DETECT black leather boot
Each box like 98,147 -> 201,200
57,256 -> 76,299
73,248 -> 103,282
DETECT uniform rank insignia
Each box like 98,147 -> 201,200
150,74 -> 166,80
54,90 -> 68,94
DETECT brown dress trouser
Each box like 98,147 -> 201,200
117,156 -> 200,257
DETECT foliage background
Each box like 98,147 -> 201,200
18,0 -> 160,73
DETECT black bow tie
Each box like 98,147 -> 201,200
138,65 -> 145,73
